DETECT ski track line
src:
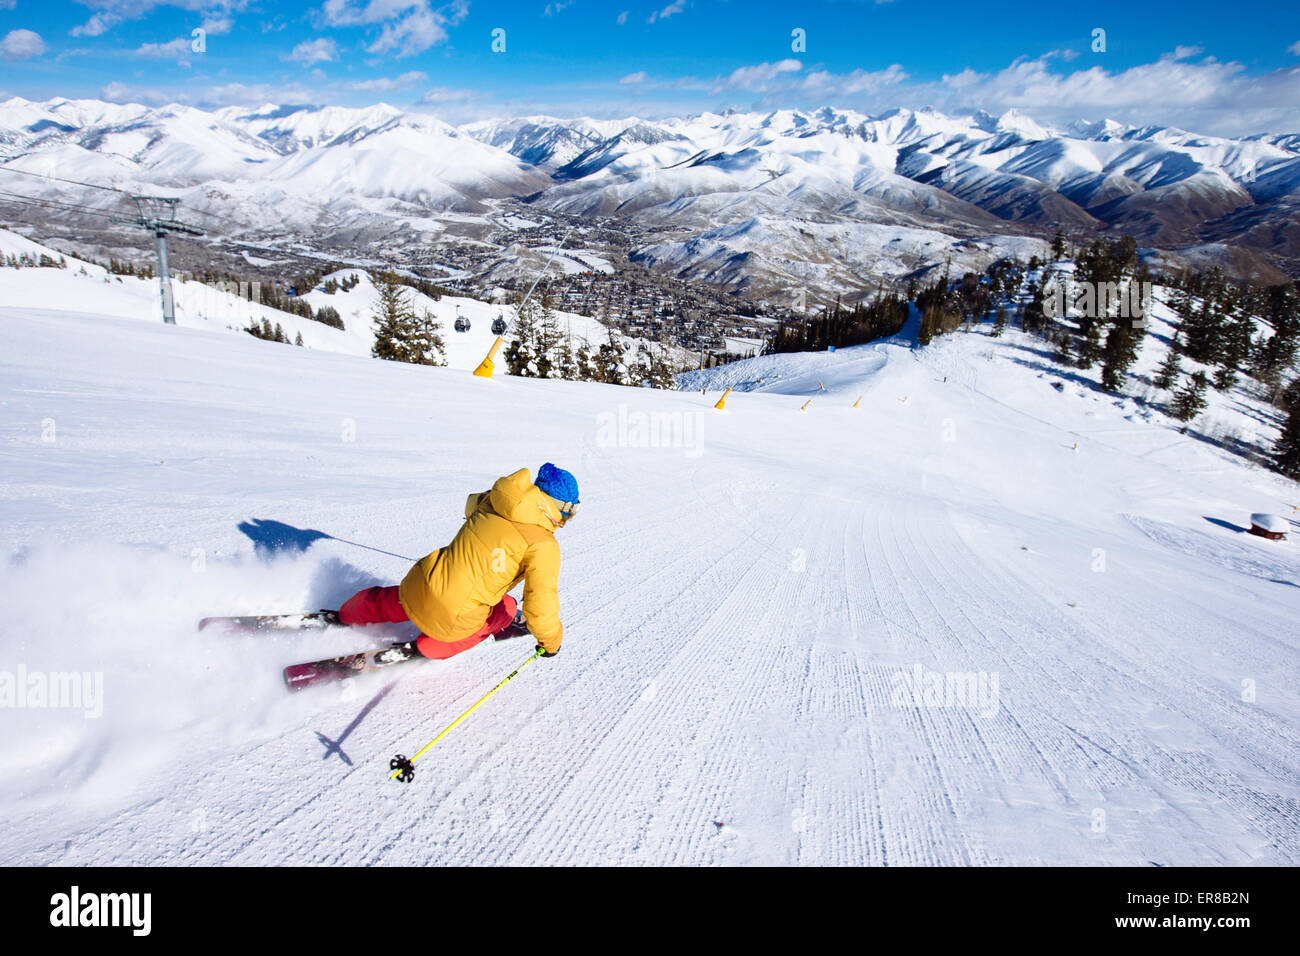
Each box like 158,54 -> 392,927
443,495 -> 823,865
938,506 -> 1300,863
258,479 -> 818,865
5,470 -> 755,865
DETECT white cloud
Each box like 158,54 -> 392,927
420,85 -> 482,103
321,0 -> 468,58
1,28 -> 46,60
350,70 -> 427,91
543,0 -> 573,15
135,37 -> 192,58
72,14 -> 119,37
647,0 -> 684,25
775,49 -> 1300,137
411,86 -> 491,123
101,80 -> 170,105
201,17 -> 233,35
71,2 -> 250,38
195,82 -> 314,108
716,58 -> 802,92
0,0 -> 16,10
801,64 -> 908,96
622,47 -> 1298,138
616,10 -> 628,25
288,37 -> 338,66
619,71 -> 647,85
1289,40 -> 1300,56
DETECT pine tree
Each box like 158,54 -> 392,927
1077,318 -> 1103,370
918,304 -> 940,346
1154,337 -> 1182,390
1171,370 -> 1209,422
646,344 -> 678,389
409,309 -> 447,366
532,295 -> 563,378
505,295 -> 555,377
991,306 -> 1006,338
1101,319 -> 1144,392
371,280 -> 418,362
1051,231 -> 1067,261
1274,379 -> 1300,479
1053,329 -> 1072,365
370,281 -> 442,365
295,332 -> 304,346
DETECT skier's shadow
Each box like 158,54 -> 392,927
238,518 -> 414,562
315,681 -> 399,767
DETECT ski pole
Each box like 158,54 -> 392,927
389,648 -> 545,782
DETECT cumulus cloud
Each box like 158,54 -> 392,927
99,77 -> 313,109
71,2 -> 250,38
1,28 -> 46,60
647,0 -> 684,24
195,82 -> 314,108
101,80 -> 171,105
350,70 -> 427,91
650,49 -> 1300,138
801,64 -> 908,96
714,59 -> 802,93
420,85 -> 484,104
288,37 -> 338,66
72,14 -> 119,37
134,37 -> 192,58
320,0 -> 468,58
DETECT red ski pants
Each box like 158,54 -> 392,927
338,585 -> 517,660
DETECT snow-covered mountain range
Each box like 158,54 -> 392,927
2,98 -> 1297,297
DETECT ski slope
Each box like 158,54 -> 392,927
0,228 -> 645,376
1,300 -> 1298,866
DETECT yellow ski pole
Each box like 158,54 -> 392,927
389,647 -> 545,782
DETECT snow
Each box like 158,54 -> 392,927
1250,514 -> 1288,533
2,269 -> 1298,865
0,230 -> 620,370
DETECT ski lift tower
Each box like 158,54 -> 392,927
112,195 -> 204,325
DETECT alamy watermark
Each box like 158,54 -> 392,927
0,665 -> 103,718
50,886 -> 150,936
889,663 -> 1000,717
1043,279 -> 1152,327
596,404 -> 704,458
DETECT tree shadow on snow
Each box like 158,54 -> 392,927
1203,516 -> 1249,534
238,517 -> 415,563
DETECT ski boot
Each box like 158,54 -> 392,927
492,610 -> 532,642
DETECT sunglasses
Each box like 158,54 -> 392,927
559,501 -> 579,520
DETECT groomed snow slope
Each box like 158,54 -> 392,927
1,305 -> 1298,865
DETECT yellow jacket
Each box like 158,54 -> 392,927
399,468 -> 565,653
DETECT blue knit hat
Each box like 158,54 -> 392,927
535,463 -> 579,509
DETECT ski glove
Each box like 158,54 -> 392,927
535,644 -> 559,659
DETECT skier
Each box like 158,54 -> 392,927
337,464 -> 578,661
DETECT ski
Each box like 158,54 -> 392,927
283,641 -> 423,691
198,610 -> 342,633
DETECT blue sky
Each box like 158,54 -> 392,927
1,1 -> 1298,134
